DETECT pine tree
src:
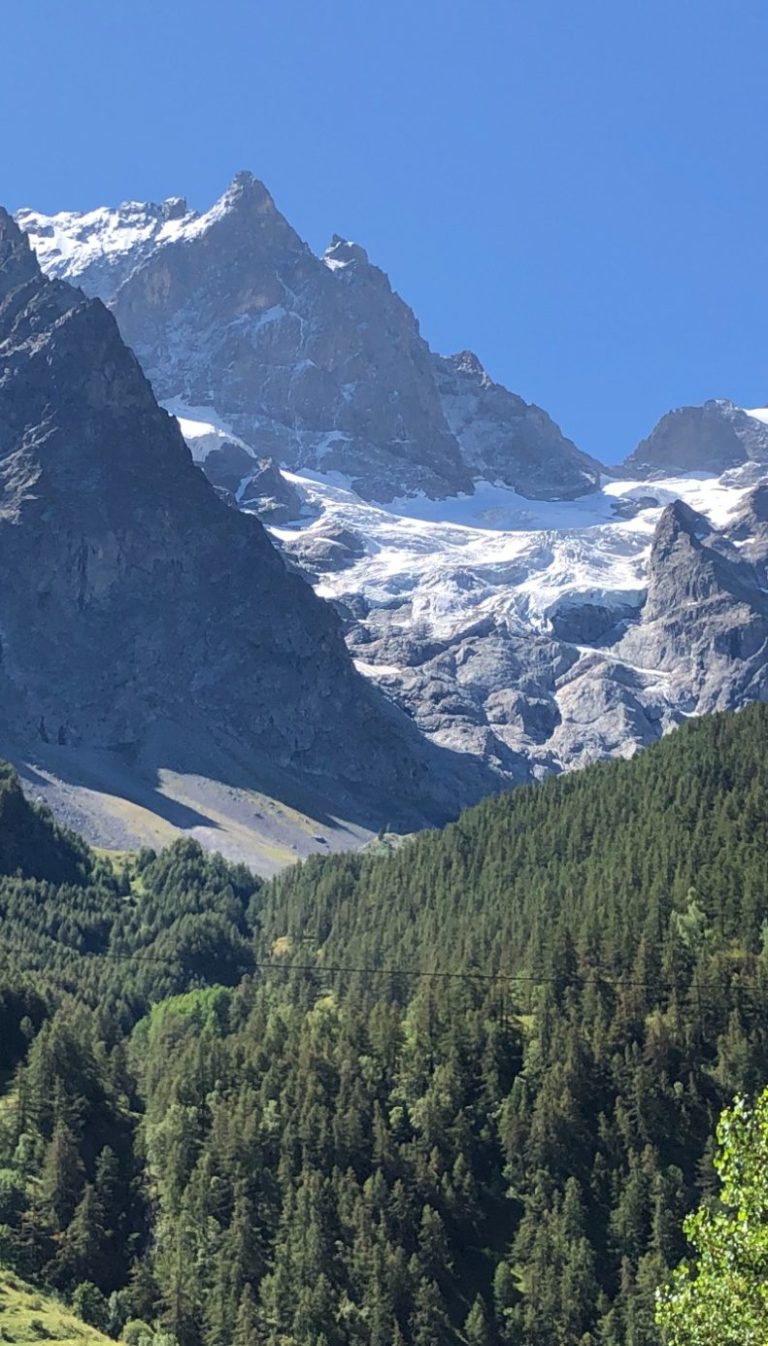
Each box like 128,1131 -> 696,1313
465,1294 -> 494,1346
410,1274 -> 451,1346
37,1119 -> 84,1232
52,1182 -> 108,1290
233,1284 -> 260,1346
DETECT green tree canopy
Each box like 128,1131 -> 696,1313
657,1088 -> 768,1345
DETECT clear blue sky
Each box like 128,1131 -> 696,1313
4,0 -> 768,462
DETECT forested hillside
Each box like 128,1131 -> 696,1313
0,705 -> 766,1345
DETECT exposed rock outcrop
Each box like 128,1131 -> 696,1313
623,399 -> 768,477
434,351 -> 602,498
0,208 -> 495,851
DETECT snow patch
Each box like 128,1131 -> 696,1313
163,401 -> 255,462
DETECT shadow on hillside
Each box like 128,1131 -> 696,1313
0,714 -> 505,872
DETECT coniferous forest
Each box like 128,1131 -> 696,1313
0,704 -> 767,1345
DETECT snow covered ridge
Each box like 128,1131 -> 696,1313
15,197 -> 199,301
267,462 -> 751,633
15,175 -> 273,303
273,457 -> 768,777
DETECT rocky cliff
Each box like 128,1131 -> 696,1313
0,209 -> 494,866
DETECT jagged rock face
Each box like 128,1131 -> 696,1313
623,399 -> 768,477
18,174 -> 599,505
434,351 -> 602,498
356,621 -> 578,772
617,498 -> 768,716
642,500 -> 753,621
239,458 -> 303,522
0,209 -> 491,828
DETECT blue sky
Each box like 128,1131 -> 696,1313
4,0 -> 768,462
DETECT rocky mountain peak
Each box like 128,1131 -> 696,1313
162,196 -> 189,221
652,498 -> 711,553
644,495 -> 763,628
18,175 -> 605,507
0,208 -> 41,297
323,236 -> 370,269
446,350 -> 489,381
184,173 -> 307,263
220,170 -> 280,217
623,398 -> 768,478
433,349 -> 602,498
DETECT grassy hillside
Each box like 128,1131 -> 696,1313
0,1271 -> 112,1346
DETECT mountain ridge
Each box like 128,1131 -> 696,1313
18,172 -> 602,505
0,206 -> 495,869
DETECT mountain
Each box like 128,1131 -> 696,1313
433,348 -> 601,497
246,462 -> 768,778
17,178 -> 768,791
622,398 -> 768,478
18,174 -> 600,505
0,208 -> 492,870
0,703 -> 766,1345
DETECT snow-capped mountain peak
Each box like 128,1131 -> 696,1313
17,173 -> 600,506
15,172 -> 304,305
16,195 -> 200,300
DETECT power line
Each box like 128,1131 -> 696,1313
0,934 -> 758,1007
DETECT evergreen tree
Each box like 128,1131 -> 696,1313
37,1119 -> 84,1232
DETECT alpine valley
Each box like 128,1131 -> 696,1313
4,152 -> 768,1346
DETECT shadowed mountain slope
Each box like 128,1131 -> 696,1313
0,209 -> 495,867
